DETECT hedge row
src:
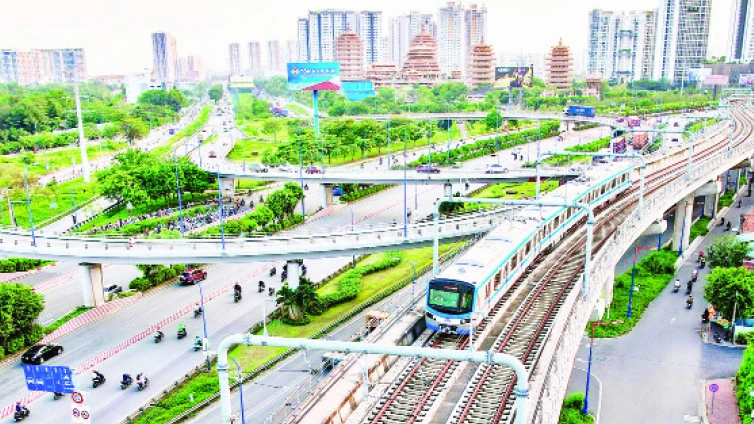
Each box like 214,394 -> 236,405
129,264 -> 189,291
319,252 -> 402,308
543,136 -> 612,165
340,185 -> 392,202
0,258 -> 51,273
199,213 -> 304,237
85,204 -> 214,237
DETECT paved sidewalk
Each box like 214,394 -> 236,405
703,378 -> 741,424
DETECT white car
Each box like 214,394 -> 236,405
277,164 -> 294,173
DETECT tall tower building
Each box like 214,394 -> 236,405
357,11 -> 384,65
152,32 -> 178,82
286,40 -> 299,63
229,43 -> 242,75
464,4 -> 488,72
546,39 -> 574,90
248,41 -> 263,76
298,10 -> 357,63
468,42 -> 495,88
388,12 -> 435,67
587,9 -> 657,82
0,48 -> 86,84
336,31 -> 365,81
267,40 -> 285,74
437,2 -> 464,76
652,0 -> 711,83
730,0 -> 754,61
178,56 -> 205,82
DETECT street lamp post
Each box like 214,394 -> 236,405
196,279 -> 210,367
584,320 -> 621,415
23,168 -> 36,247
227,357 -> 247,424
628,245 -> 654,318
173,150 -> 186,237
216,167 -> 226,250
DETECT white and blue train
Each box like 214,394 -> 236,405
426,164 -> 634,335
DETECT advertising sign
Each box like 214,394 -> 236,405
688,68 -> 711,83
23,365 -> 75,394
287,62 -> 341,91
704,74 -> 730,86
494,67 -> 534,89
740,74 -> 754,86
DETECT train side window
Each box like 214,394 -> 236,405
494,271 -> 502,290
511,253 -> 518,269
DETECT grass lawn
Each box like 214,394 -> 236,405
472,181 -> 559,200
226,139 -> 282,162
131,240 -> 466,424
288,103 -> 309,117
43,306 -> 93,331
690,217 -> 710,241
1,177 -> 99,229
237,119 -> 290,141
0,140 -> 126,188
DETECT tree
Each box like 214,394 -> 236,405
119,118 -> 148,144
261,118 -> 283,140
704,267 -> 754,319
707,235 -> 749,268
485,110 -> 503,130
209,85 -> 224,102
276,283 -> 304,322
0,283 -> 44,355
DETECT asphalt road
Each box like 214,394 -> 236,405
566,180 -> 746,423
0,119 -> 610,422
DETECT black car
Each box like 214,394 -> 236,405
21,344 -> 63,365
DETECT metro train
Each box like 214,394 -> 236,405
425,165 -> 633,335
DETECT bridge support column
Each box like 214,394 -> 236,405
219,177 -> 235,198
321,184 -> 334,207
286,259 -> 302,290
79,263 -> 105,307
443,183 -> 453,198
672,194 -> 694,253
703,194 -> 718,218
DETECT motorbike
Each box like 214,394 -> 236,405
194,307 -> 203,318
154,332 -> 164,343
268,287 -> 276,297
92,375 -> 106,388
121,377 -> 133,390
301,265 -> 308,276
137,378 -> 150,391
13,408 -> 29,422
673,283 -> 680,293
234,290 -> 242,303
686,285 -> 693,295
193,342 -> 203,352
691,272 -> 698,283
700,258 -> 707,269
53,392 -> 64,400
281,271 -> 287,282
258,281 -> 265,293
177,328 -> 187,339
269,267 -> 276,277
686,299 -> 694,309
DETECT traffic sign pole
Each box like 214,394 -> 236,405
709,383 -> 719,415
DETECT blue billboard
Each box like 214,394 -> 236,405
287,62 -> 341,91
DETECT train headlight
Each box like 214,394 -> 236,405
461,318 -> 471,324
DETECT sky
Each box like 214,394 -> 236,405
0,0 -> 734,75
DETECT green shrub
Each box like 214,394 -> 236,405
6,336 -> 25,354
737,343 -> 754,418
319,253 -> 402,308
558,393 -> 594,424
0,258 -> 51,273
24,325 -> 44,345
690,217 -> 711,241
129,277 -> 151,291
0,346 -> 5,360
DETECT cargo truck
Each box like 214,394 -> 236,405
564,105 -> 596,118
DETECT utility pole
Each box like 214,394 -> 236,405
72,64 -> 91,182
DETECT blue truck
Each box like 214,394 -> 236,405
564,105 -> 596,118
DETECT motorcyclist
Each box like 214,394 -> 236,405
154,327 -> 164,339
686,296 -> 694,307
92,370 -> 104,383
692,269 -> 698,281
673,279 -> 681,290
122,373 -> 133,385
258,280 -> 265,291
686,281 -> 693,292
234,283 -> 242,295
136,373 -> 148,389
177,323 -> 187,337
15,402 -> 24,413
194,336 -> 203,349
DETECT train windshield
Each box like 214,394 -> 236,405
428,280 -> 474,315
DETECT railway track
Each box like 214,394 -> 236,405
358,108 -> 754,424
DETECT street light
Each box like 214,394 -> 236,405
583,320 -> 622,415
628,245 -> 655,318
227,356 -> 247,424
173,149 -> 186,237
216,166 -> 226,250
196,278 -> 210,367
23,168 -> 36,246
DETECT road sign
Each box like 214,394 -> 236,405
709,383 -> 719,392
71,391 -> 84,404
23,365 -> 75,394
72,406 -> 83,424
80,405 -> 91,421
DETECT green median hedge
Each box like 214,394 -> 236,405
340,185 -> 392,202
0,258 -> 52,273
319,252 -> 402,308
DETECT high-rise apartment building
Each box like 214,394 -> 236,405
464,4 -> 488,71
267,40 -> 286,74
286,40 -> 299,63
546,39 -> 574,90
357,11 -> 383,65
730,0 -> 754,61
388,12 -> 435,67
336,31 -> 365,81
587,9 -> 657,82
229,43 -> 242,75
652,0 -> 711,83
152,32 -> 178,82
0,48 -> 86,85
248,41 -> 263,76
437,2 -> 464,76
177,56 -> 205,82
298,10 -> 357,63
